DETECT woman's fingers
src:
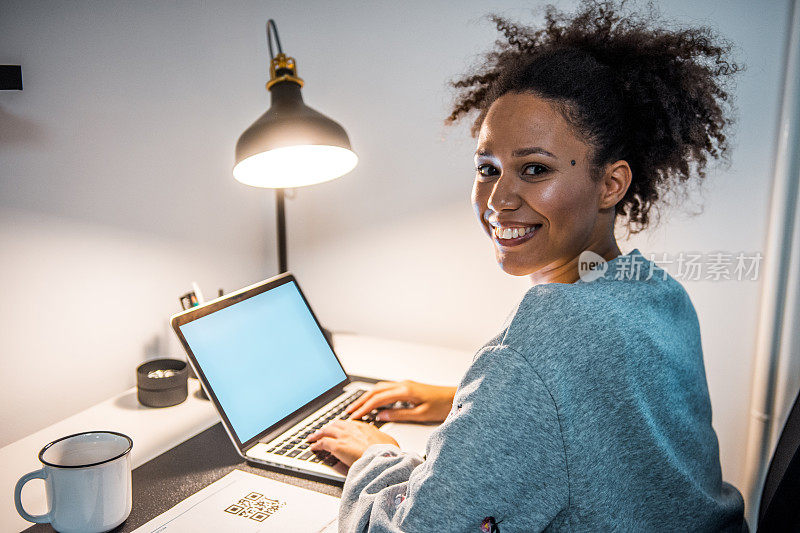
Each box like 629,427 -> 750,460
306,420 -> 345,442
309,436 -> 337,453
345,382 -> 396,414
346,390 -> 409,420
306,420 -> 398,468
344,392 -> 374,415
309,434 -> 358,466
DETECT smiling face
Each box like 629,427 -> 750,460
472,92 -> 628,284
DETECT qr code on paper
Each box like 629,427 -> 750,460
223,492 -> 286,522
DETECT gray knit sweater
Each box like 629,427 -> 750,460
339,249 -> 746,532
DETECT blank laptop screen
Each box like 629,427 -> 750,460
178,281 -> 347,443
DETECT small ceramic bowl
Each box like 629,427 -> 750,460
136,358 -> 189,408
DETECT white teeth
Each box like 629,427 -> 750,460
494,226 -> 536,240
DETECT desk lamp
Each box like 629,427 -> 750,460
234,19 -> 358,273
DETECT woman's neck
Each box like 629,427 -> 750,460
528,240 -> 622,286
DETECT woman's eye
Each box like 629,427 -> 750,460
475,163 -> 549,180
523,163 -> 549,177
475,164 -> 498,179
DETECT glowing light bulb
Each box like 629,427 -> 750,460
233,145 -> 358,188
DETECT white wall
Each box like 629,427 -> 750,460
0,208 -> 268,442
0,0 -> 276,444
0,0 -> 793,498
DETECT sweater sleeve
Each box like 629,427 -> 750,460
338,343 -> 570,532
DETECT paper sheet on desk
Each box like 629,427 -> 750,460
131,469 -> 339,533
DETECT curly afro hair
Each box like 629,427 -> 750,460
445,0 -> 742,233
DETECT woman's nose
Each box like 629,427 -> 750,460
486,174 -> 520,213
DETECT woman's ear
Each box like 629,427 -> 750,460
599,160 -> 632,209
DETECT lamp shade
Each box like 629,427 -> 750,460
233,80 -> 358,188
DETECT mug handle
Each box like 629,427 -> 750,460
14,469 -> 52,524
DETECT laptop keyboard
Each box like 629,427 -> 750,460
266,389 -> 367,466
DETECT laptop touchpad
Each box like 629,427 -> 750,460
380,422 -> 436,457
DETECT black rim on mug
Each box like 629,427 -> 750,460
38,430 -> 133,469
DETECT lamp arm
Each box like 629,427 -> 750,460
266,19 -> 283,61
275,188 -> 288,273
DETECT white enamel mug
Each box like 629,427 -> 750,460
14,431 -> 133,533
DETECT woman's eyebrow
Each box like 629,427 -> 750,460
512,146 -> 558,159
474,147 -> 558,159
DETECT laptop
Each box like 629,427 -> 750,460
170,272 -> 435,483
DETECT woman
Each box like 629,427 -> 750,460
307,1 -> 747,530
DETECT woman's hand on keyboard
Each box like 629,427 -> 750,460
345,380 -> 457,423
306,420 -> 399,468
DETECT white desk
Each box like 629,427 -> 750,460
1,333 -> 473,532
